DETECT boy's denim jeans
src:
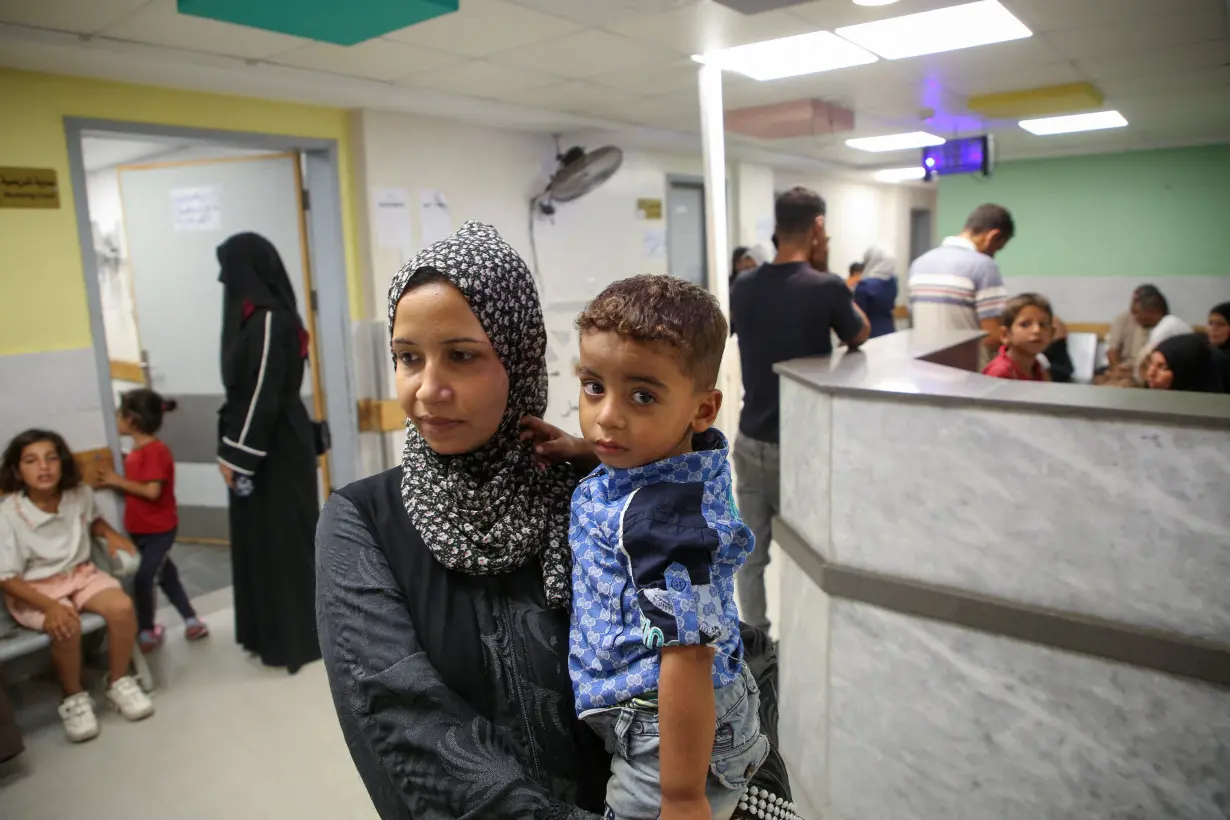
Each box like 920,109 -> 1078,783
584,662 -> 770,820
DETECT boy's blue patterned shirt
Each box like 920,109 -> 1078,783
568,428 -> 755,716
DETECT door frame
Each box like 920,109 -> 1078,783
64,117 -> 360,491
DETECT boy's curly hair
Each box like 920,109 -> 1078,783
575,275 -> 727,389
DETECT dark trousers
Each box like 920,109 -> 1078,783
132,529 -> 196,631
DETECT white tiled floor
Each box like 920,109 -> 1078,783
0,588 -> 376,820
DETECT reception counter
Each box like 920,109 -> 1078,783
770,329 -> 1230,820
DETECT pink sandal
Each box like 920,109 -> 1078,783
185,618 -> 210,642
138,626 -> 165,654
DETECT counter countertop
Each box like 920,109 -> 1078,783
774,329 -> 1230,428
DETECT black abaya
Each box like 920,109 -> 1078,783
217,233 -> 321,673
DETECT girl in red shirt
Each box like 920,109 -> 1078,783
100,389 -> 208,652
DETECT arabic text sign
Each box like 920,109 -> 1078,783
0,167 -> 60,209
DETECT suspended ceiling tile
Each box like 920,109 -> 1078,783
1097,65 -> 1230,98
398,59 -> 561,96
272,38 -> 464,81
1008,0 -> 1221,34
935,60 -> 1085,97
503,0 -> 702,27
0,0 -> 153,34
383,0 -> 581,56
1077,39 -> 1230,82
909,37 -> 1067,78
501,80 -> 643,113
786,0 -> 969,30
101,0 -> 309,58
491,28 -> 681,77
1041,4 -> 1227,61
587,58 -> 756,96
604,3 -> 816,55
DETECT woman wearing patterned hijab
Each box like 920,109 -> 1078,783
316,222 -> 797,820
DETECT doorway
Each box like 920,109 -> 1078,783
909,207 -> 934,263
66,120 -> 357,543
666,178 -> 708,288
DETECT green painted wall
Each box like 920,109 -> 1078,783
937,144 -> 1230,278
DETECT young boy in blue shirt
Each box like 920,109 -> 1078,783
568,275 -> 768,820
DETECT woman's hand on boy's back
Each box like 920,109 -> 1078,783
519,416 -> 597,472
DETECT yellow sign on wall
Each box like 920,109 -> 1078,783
637,197 -> 663,220
0,167 -> 60,208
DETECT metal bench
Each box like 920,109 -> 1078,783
0,540 -> 154,692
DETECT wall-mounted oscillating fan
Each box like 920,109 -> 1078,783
528,140 -> 625,286
534,143 -> 624,216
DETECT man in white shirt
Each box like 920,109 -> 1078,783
908,203 -> 1013,368
1133,285 -> 1193,381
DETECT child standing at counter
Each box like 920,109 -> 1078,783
982,293 -> 1054,382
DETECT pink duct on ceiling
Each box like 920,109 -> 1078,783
725,98 -> 856,140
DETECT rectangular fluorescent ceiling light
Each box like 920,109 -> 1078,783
692,31 -> 877,81
1019,110 -> 1128,135
846,131 -> 945,152
836,0 -> 1031,60
873,167 -> 926,182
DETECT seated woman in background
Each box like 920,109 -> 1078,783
852,246 -> 899,338
1040,314 -> 1075,383
1144,334 -> 1228,394
1207,302 -> 1229,352
0,430 -> 154,743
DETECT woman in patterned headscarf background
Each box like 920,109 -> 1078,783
316,222 -> 797,819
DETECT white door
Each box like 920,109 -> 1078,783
667,181 -> 708,288
118,153 -> 327,541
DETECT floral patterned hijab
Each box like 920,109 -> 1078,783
387,221 -> 574,607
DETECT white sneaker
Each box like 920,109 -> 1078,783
106,675 -> 154,721
59,692 -> 100,743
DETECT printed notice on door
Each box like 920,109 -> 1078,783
171,185 -> 222,231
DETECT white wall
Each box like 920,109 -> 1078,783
349,108 -> 556,321
733,162 -> 775,252
780,171 -> 937,299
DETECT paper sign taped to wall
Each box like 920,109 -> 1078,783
373,187 -> 414,261
419,189 -> 453,247
756,217 -> 775,249
642,227 -> 667,259
171,185 -> 221,231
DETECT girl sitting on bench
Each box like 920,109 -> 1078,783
0,429 -> 155,743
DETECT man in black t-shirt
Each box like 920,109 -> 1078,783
730,186 -> 869,633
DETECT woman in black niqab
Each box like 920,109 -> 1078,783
216,232 -> 321,673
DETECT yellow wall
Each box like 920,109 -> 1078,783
0,68 -> 363,356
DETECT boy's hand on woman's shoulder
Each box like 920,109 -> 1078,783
518,416 -> 596,472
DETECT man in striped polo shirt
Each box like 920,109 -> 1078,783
908,203 -> 1014,368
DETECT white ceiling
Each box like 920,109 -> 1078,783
2,0 -> 1228,170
